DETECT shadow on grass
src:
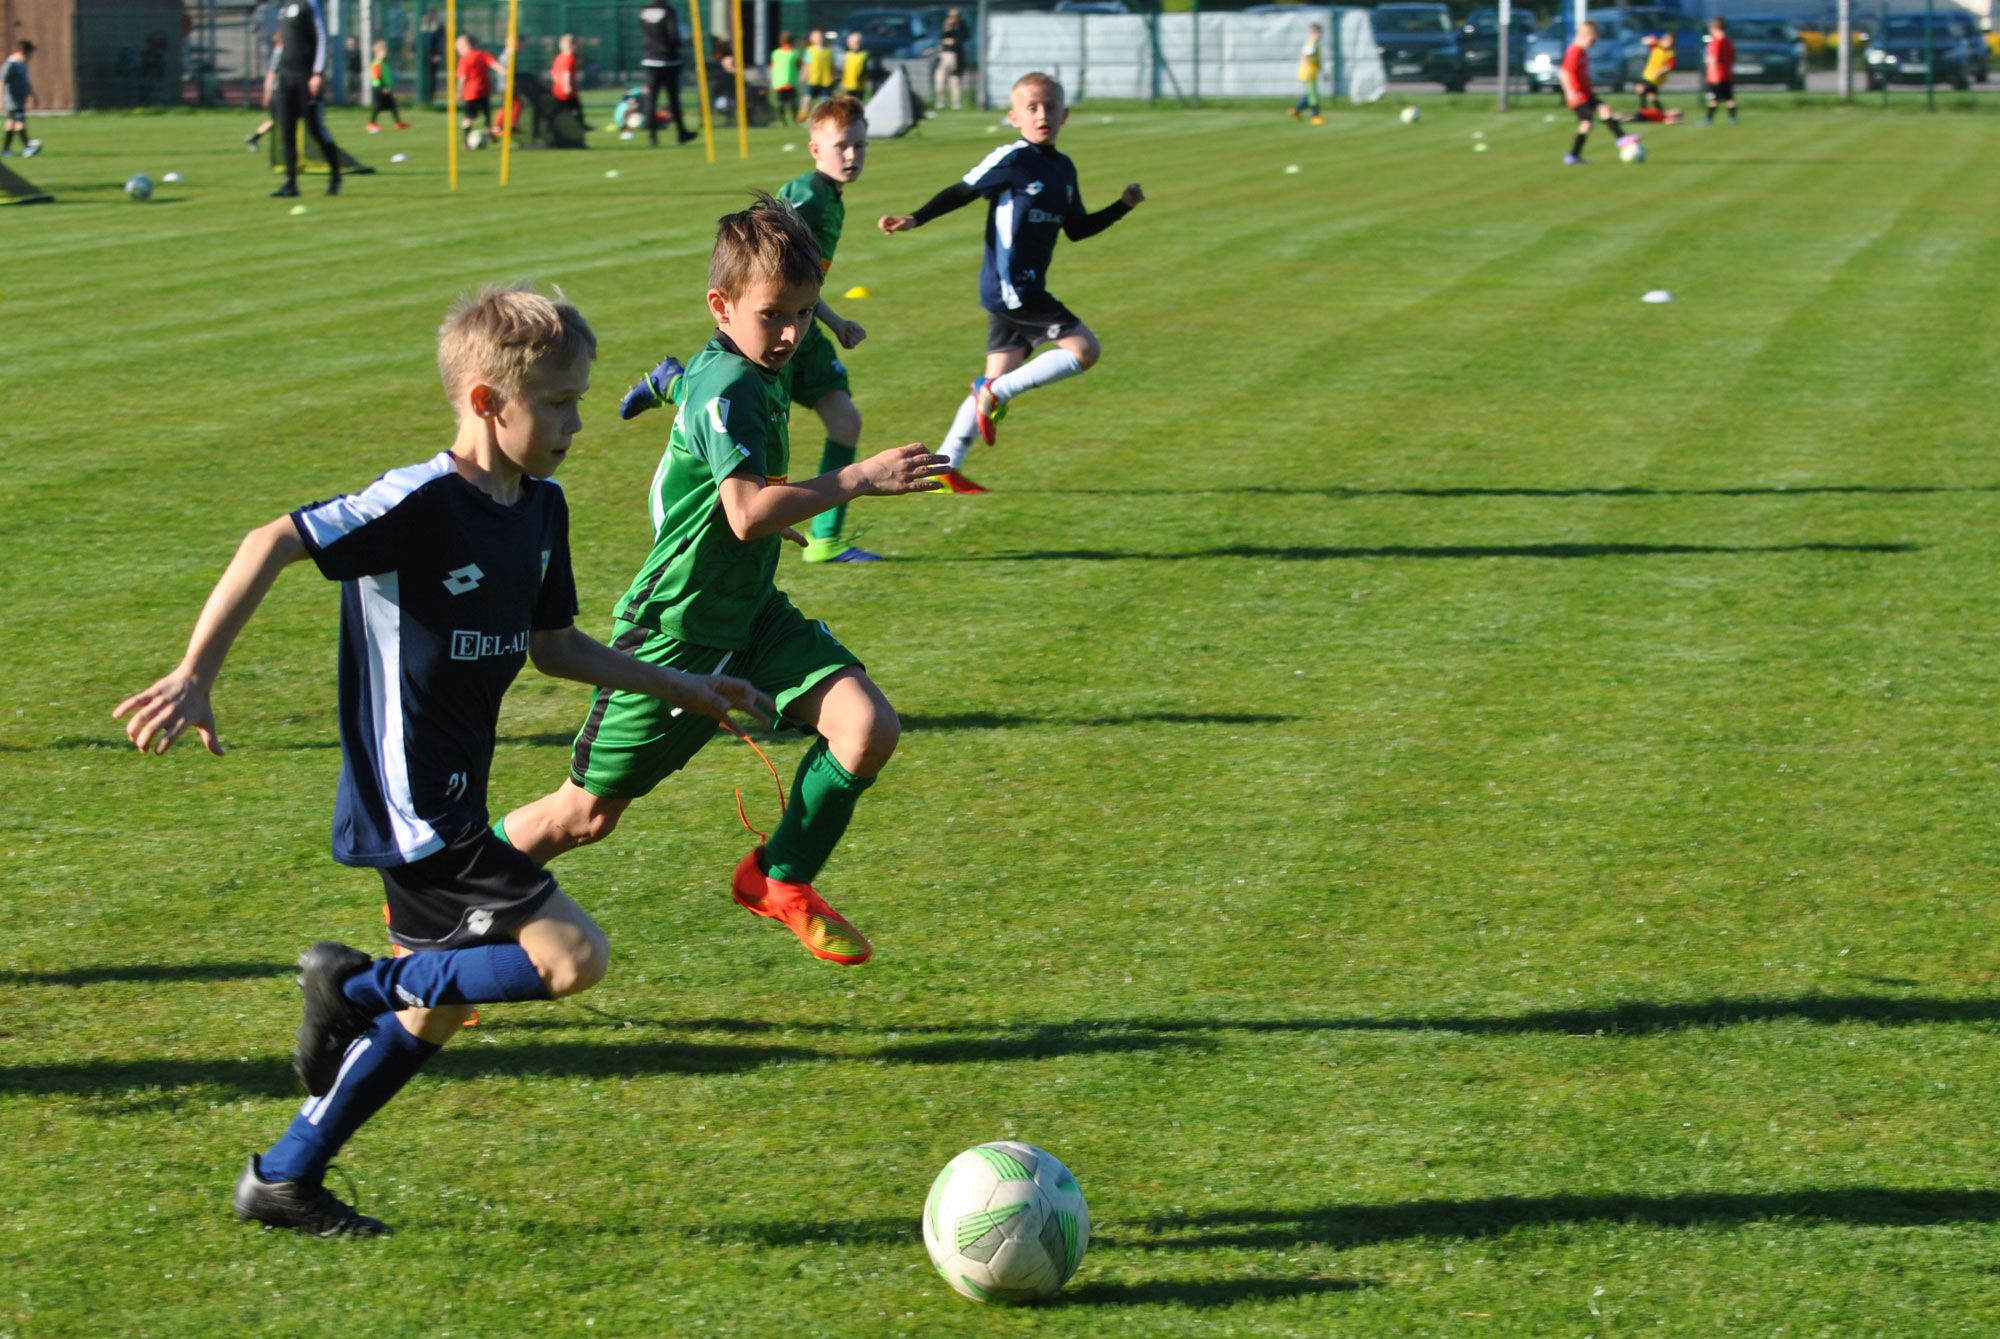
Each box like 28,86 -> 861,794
0,961 -> 290,986
901,710 -> 1293,732
1116,1187 -> 2000,1250
1055,1276 -> 1378,1307
12,994 -> 1995,1102
945,542 -> 1918,563
1042,484 -> 1995,500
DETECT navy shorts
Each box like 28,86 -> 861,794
379,825 -> 558,951
986,294 -> 1084,356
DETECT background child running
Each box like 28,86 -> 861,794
878,73 -> 1143,493
775,97 -> 880,563
114,286 -> 769,1238
770,32 -> 801,124
1559,22 -> 1639,166
1291,23 -> 1324,123
551,33 -> 583,123
2,40 -> 41,158
496,199 -> 948,968
801,29 -> 834,121
1703,17 -> 1738,125
1637,30 -> 1674,114
365,39 -> 409,131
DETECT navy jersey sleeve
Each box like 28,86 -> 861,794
532,485 -> 579,630
1063,180 -> 1131,242
908,141 -> 1027,225
290,456 -> 452,581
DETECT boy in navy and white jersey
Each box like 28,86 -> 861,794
116,286 -> 769,1238
879,72 -> 1143,492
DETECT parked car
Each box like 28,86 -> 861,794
1709,17 -> 1807,89
1864,13 -> 1976,90
1371,3 -> 1468,91
844,8 -> 937,60
1524,12 -> 1645,92
1459,6 -> 1537,79
1941,12 -> 1990,80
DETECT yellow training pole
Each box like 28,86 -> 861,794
446,0 -> 459,189
728,0 -> 749,160
687,0 -> 716,164
499,0 -> 519,185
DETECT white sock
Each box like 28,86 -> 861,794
991,349 -> 1085,404
939,394 -> 979,468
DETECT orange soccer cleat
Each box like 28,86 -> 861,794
731,848 -> 873,964
929,467 -> 988,495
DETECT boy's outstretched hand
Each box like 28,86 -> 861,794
877,215 -> 917,235
855,443 -> 951,495
669,671 -> 776,727
1121,183 -> 1145,207
115,670 -> 222,757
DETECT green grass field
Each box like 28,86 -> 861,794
6,92 -> 2000,1335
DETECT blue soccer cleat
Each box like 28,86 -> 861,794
619,356 -> 685,420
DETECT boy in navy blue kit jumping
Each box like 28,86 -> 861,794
879,72 -> 1142,493
115,286 -> 770,1237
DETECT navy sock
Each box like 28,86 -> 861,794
259,1013 -> 440,1183
341,943 -> 550,1014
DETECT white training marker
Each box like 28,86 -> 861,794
605,169 -> 621,178
1641,289 -> 1674,304
162,171 -> 182,182
1472,130 -> 1485,139
1284,164 -> 1302,174
390,153 -> 408,163
1474,142 -> 1489,152
782,143 -> 797,152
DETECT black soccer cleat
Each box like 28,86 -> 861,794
234,1156 -> 390,1238
294,940 -> 375,1096
270,181 -> 300,198
325,175 -> 341,197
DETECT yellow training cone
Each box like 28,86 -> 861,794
843,286 -> 872,300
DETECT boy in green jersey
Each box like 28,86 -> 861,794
497,198 -> 949,965
777,95 -> 876,563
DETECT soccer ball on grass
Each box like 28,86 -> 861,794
1619,135 -> 1647,164
125,173 -> 154,201
466,128 -> 489,151
923,1141 -> 1089,1304
1399,105 -> 1421,124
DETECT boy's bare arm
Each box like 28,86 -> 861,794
529,625 -> 775,726
113,516 -> 308,756
815,299 -> 865,349
716,444 -> 948,541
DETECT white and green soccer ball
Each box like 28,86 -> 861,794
465,128 -> 489,151
1399,104 -> 1421,124
125,173 -> 154,201
922,1142 -> 1089,1304
1619,136 -> 1647,164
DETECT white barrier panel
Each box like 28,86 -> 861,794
982,8 -> 1383,105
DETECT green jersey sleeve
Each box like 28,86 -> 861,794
777,170 -> 843,270
681,370 -> 770,484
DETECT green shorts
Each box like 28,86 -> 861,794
789,323 -> 851,409
568,593 -> 860,800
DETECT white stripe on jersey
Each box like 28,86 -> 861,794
358,571 -> 444,863
295,452 -> 453,552
962,139 -> 1027,187
993,193 -> 1021,309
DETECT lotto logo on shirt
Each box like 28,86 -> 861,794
450,628 -> 532,661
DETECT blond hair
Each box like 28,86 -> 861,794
436,284 -> 596,405
708,193 -> 823,300
1011,71 -> 1063,101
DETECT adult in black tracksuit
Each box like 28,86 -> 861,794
638,3 -> 696,145
272,0 -> 343,196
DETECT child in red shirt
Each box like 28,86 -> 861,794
1702,17 -> 1738,125
456,33 -> 502,134
551,33 -> 582,122
1558,22 -> 1639,165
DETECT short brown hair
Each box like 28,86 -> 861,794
436,284 -> 596,405
807,94 -> 866,134
1011,71 -> 1063,101
708,193 -> 823,299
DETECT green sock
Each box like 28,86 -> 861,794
491,817 -> 513,846
810,439 -> 858,541
762,737 -> 874,884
